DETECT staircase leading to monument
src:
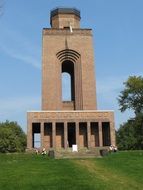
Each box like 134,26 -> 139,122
48,147 -> 109,159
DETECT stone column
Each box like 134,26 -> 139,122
41,122 -> 44,148
87,122 -> 91,148
52,122 -> 56,149
75,59 -> 83,110
64,122 -> 68,149
76,122 -> 79,149
99,121 -> 103,147
110,122 -> 116,146
27,121 -> 33,149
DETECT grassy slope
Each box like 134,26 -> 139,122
0,151 -> 143,190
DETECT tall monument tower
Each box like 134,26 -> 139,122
27,8 -> 115,150
42,8 -> 96,111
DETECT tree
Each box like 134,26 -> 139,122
116,113 -> 143,150
116,120 -> 137,150
0,121 -> 27,153
117,76 -> 143,150
118,76 -> 143,115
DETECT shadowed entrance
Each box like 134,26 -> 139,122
68,123 -> 76,147
32,123 -> 41,148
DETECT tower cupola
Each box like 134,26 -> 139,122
50,8 -> 81,29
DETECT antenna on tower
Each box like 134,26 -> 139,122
69,22 -> 73,33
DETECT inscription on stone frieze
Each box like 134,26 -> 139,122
31,111 -> 112,120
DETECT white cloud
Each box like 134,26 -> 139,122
0,45 -> 41,69
0,25 -> 41,69
0,96 -> 40,117
96,75 -> 135,128
96,75 -> 127,95
0,96 -> 41,131
96,73 -> 142,103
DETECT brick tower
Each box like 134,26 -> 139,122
27,8 -> 115,151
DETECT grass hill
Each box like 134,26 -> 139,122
0,151 -> 143,190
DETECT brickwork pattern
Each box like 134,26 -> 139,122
27,8 -> 116,151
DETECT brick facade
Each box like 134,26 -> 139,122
27,8 -> 115,151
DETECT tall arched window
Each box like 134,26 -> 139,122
62,72 -> 71,101
62,60 -> 75,101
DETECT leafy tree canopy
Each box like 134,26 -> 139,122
116,113 -> 143,150
0,121 -> 26,153
118,76 -> 143,115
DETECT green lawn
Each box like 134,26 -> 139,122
0,151 -> 143,190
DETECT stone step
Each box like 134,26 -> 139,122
48,147 -> 109,159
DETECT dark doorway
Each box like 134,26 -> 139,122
44,123 -> 52,148
91,122 -> 99,147
32,123 -> 41,148
79,122 -> 87,147
68,123 -> 76,147
102,122 -> 111,146
56,123 -> 64,148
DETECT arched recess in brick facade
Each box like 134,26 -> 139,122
56,49 -> 83,110
56,49 -> 80,63
62,60 -> 74,101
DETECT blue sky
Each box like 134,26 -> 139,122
0,0 -> 143,132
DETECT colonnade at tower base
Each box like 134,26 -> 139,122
27,110 -> 115,151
